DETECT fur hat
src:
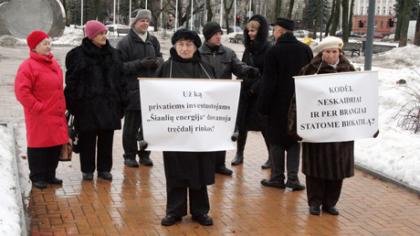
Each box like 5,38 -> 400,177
271,17 -> 295,31
172,28 -> 202,48
132,9 -> 152,26
27,30 -> 49,50
84,20 -> 107,40
314,36 -> 344,53
202,22 -> 223,41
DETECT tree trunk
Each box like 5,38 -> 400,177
276,0 -> 283,18
330,0 -> 341,35
414,3 -> 420,45
342,0 -> 350,42
287,0 -> 295,19
224,0 -> 235,33
325,0 -> 336,36
399,0 -> 415,47
395,0 -> 403,41
348,0 -> 355,35
206,0 -> 213,22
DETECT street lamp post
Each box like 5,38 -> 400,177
81,0 -> 84,26
364,0 -> 375,71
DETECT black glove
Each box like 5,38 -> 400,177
139,57 -> 159,69
246,67 -> 260,79
139,140 -> 148,151
231,131 -> 239,142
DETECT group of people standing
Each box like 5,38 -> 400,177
15,8 -> 359,227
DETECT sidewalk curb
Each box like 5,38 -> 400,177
355,162 -> 420,195
0,122 -> 28,236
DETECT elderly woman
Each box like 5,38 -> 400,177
155,29 -> 216,227
293,36 -> 356,216
64,20 -> 127,181
15,30 -> 68,189
232,15 -> 272,168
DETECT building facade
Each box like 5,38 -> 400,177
352,0 -> 396,35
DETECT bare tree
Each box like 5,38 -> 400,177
275,0 -> 283,18
341,0 -> 350,42
399,0 -> 416,46
414,3 -> 420,45
329,0 -> 340,35
224,0 -> 235,33
325,0 -> 336,36
206,0 -> 213,22
287,0 -> 295,19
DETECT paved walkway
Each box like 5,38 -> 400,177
28,131 -> 420,236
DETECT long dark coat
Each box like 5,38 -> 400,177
64,38 -> 127,132
258,32 -> 313,146
116,29 -> 162,111
299,54 -> 356,180
155,48 -> 217,189
237,14 -> 271,131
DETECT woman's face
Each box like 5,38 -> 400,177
33,38 -> 51,56
175,39 -> 197,59
322,48 -> 340,65
91,31 -> 108,47
248,27 -> 258,41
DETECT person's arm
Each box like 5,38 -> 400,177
116,39 -> 144,75
230,50 -> 258,78
15,64 -> 43,113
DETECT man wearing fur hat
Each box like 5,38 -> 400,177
117,9 -> 163,168
199,22 -> 260,176
258,17 -> 313,191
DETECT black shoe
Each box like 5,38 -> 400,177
231,153 -> 243,165
139,155 -> 153,166
260,179 -> 285,189
98,172 -> 113,181
82,172 -> 93,181
261,159 -> 271,169
161,215 -> 182,226
124,158 -> 139,168
215,166 -> 233,176
285,180 -> 306,191
32,181 -> 48,189
309,206 -> 321,215
192,214 -> 213,226
322,206 -> 339,215
47,177 -> 63,185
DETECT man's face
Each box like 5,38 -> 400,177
207,32 -> 222,46
134,18 -> 150,33
273,25 -> 286,40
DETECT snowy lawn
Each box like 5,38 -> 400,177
0,125 -> 22,235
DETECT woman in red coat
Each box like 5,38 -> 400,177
15,30 -> 68,189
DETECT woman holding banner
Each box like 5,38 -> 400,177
291,36 -> 355,216
155,29 -> 216,226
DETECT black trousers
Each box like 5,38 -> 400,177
214,151 -> 227,168
78,130 -> 114,173
27,145 -> 61,182
306,176 -> 343,207
270,143 -> 300,182
122,110 -> 150,160
237,128 -> 270,157
166,185 -> 210,217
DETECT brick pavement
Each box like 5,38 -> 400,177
28,131 -> 420,236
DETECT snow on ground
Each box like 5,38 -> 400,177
0,126 -> 21,236
354,46 -> 420,190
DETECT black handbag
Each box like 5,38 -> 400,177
66,111 -> 80,154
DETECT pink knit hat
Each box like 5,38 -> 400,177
84,20 -> 107,40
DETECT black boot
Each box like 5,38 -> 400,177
139,152 -> 153,166
231,152 -> 243,165
285,179 -> 305,191
261,158 -> 271,169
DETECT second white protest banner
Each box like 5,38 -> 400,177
139,79 -> 240,151
294,71 -> 378,143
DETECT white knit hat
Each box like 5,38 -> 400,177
314,36 -> 344,53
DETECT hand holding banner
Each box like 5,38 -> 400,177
294,71 -> 378,143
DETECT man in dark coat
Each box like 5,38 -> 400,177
156,29 -> 216,227
258,18 -> 313,191
199,22 -> 259,176
117,9 -> 163,168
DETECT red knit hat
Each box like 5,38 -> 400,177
85,20 -> 107,40
27,30 -> 49,50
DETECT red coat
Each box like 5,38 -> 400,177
15,51 -> 68,148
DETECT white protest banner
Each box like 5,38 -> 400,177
294,71 -> 378,142
139,79 -> 241,151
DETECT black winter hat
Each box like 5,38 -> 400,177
171,28 -> 202,48
202,22 -> 223,41
272,17 -> 295,31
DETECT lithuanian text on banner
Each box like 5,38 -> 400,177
139,79 -> 241,151
294,71 -> 378,142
